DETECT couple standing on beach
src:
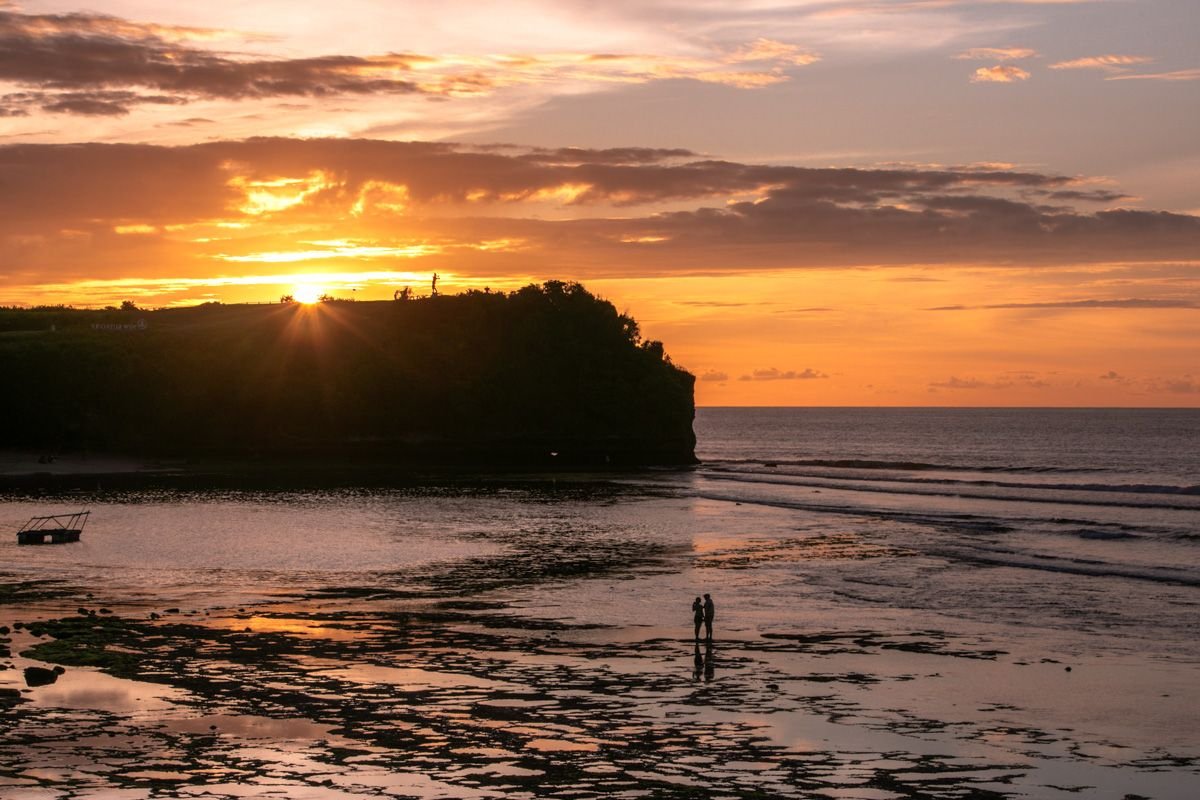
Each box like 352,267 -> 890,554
692,593 -> 715,641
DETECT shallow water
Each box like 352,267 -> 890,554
2,409 -> 1198,798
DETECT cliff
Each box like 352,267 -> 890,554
0,282 -> 696,468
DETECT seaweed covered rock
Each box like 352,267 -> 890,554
23,665 -> 62,687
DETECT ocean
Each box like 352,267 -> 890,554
2,407 -> 1198,799
688,407 -> 1200,650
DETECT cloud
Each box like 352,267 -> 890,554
739,367 -> 828,381
1042,189 -> 1132,203
1097,372 -> 1200,394
929,376 -> 987,389
929,374 -> 1050,390
970,65 -> 1031,83
1106,68 -> 1200,82
726,38 -> 820,67
164,117 -> 216,128
698,369 -> 729,382
928,298 -> 1199,311
956,47 -> 1036,61
516,146 -> 698,166
1,138 -> 1198,292
675,300 -> 760,307
1050,55 -> 1154,71
0,9 -> 818,116
0,11 -> 424,115
1162,378 -> 1200,394
1,89 -> 187,116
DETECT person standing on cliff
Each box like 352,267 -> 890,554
692,596 -> 704,641
703,593 -> 715,641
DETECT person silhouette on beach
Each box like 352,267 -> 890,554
692,596 -> 704,641
703,593 -> 715,641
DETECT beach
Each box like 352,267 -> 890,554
2,408 -> 1198,799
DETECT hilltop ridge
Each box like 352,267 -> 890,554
0,282 -> 696,470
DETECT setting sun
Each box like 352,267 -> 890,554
0,2 -> 1197,798
292,284 -> 323,304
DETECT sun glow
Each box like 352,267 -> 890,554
293,284 -> 324,304
227,170 -> 335,216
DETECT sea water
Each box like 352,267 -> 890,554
687,408 -> 1200,650
2,408 -> 1198,798
2,408 -> 1197,646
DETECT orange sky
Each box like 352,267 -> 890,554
1,1 -> 1198,405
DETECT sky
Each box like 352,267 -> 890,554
1,0 -> 1198,405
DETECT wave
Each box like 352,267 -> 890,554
928,544 -> 1200,588
699,469 -> 1200,511
682,487 -> 1188,544
1070,529 -> 1141,541
704,457 -> 1114,474
706,462 -> 1199,496
684,488 -> 1199,588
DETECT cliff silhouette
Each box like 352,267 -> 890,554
0,282 -> 696,468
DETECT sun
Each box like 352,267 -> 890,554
293,284 -> 323,304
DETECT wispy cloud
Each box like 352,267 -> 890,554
1095,371 -> 1200,394
970,65 -> 1031,83
929,374 -> 1050,390
214,241 -> 441,263
739,367 -> 828,381
726,38 -> 820,67
1106,68 -> 1200,82
956,47 -> 1036,61
1050,55 -> 1153,71
0,10 -> 818,117
928,298 -> 1199,310
1160,377 -> 1200,394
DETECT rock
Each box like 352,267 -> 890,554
23,666 -> 61,687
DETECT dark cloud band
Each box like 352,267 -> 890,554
1,138 -> 1197,282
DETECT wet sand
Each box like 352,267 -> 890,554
1,487 -> 1198,799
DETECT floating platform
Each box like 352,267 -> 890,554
16,511 -> 89,545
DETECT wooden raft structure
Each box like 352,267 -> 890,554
17,511 -> 89,545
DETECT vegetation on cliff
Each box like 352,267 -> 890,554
0,282 -> 696,466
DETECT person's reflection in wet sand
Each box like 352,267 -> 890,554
704,641 -> 715,682
693,642 -> 704,681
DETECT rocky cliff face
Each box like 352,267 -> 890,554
0,282 -> 696,467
